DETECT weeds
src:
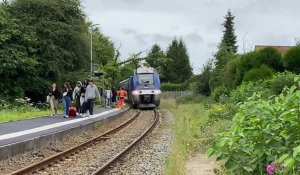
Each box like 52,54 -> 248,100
0,97 -> 58,123
162,99 -> 229,174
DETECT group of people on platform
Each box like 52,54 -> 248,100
103,87 -> 127,109
47,79 -> 127,118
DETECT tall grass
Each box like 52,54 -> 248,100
162,99 -> 211,174
0,108 -> 52,123
161,98 -> 231,175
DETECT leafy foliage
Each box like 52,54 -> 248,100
236,48 -> 283,85
212,86 -> 230,102
0,0 -> 115,102
210,12 -> 239,91
162,39 -> 193,83
243,65 -> 274,82
221,10 -> 238,53
209,83 -> 300,174
230,72 -> 300,104
208,103 -> 237,120
195,60 -> 212,96
256,47 -> 284,72
161,83 -> 183,91
0,3 -> 38,99
221,55 -> 240,88
283,46 -> 300,74
146,44 -> 166,72
101,60 -> 121,87
210,44 -> 235,91
264,72 -> 298,95
92,28 -> 115,67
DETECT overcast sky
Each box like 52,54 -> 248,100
82,0 -> 299,74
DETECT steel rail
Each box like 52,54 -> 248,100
92,110 -> 159,175
10,111 -> 140,175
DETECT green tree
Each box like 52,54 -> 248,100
197,60 -> 212,96
92,27 -> 115,67
0,3 -> 38,99
236,48 -> 283,85
214,42 -> 231,70
8,0 -> 89,101
243,65 -> 274,82
256,47 -> 283,72
146,44 -> 165,68
295,38 -> 300,46
210,10 -> 238,90
145,43 -> 168,80
283,46 -> 300,74
163,39 -> 193,83
210,43 -> 235,90
221,55 -> 240,88
221,10 -> 238,54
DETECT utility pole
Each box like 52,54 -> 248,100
90,23 -> 100,79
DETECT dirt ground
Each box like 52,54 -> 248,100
185,153 -> 220,175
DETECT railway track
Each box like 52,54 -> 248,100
10,110 -> 159,175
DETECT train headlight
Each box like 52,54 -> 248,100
132,90 -> 140,95
154,90 -> 161,94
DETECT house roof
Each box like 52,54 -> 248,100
254,45 -> 293,54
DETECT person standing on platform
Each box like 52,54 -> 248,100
111,87 -> 117,107
105,88 -> 112,108
48,83 -> 60,117
62,82 -> 73,118
85,79 -> 101,116
73,81 -> 82,114
117,87 -> 127,109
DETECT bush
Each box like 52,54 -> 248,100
221,56 -> 240,88
283,46 -> 300,73
0,97 -> 10,109
237,48 -> 283,85
161,82 -> 183,91
265,72 -> 299,95
208,103 -> 237,120
256,47 -> 283,72
209,84 -> 300,174
212,86 -> 230,102
230,72 -> 300,104
243,65 -> 274,82
229,81 -> 271,104
237,52 -> 260,84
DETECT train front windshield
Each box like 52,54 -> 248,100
137,73 -> 154,85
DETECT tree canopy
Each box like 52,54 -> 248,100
0,0 -> 115,102
162,39 -> 193,83
221,10 -> 238,54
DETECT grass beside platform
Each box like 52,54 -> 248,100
0,108 -> 52,123
161,99 -> 230,175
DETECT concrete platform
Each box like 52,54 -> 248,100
0,108 -> 129,161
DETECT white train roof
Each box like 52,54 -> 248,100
136,67 -> 155,74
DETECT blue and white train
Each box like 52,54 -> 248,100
119,67 -> 161,109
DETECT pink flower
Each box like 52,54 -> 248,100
266,162 -> 276,175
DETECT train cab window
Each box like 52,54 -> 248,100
138,74 -> 154,85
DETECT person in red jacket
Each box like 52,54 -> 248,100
117,88 -> 127,109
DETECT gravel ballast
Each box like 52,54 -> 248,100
0,111 -> 136,174
41,110 -> 154,174
104,109 -> 174,175
0,110 -> 175,175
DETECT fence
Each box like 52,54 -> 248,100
161,91 -> 193,99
